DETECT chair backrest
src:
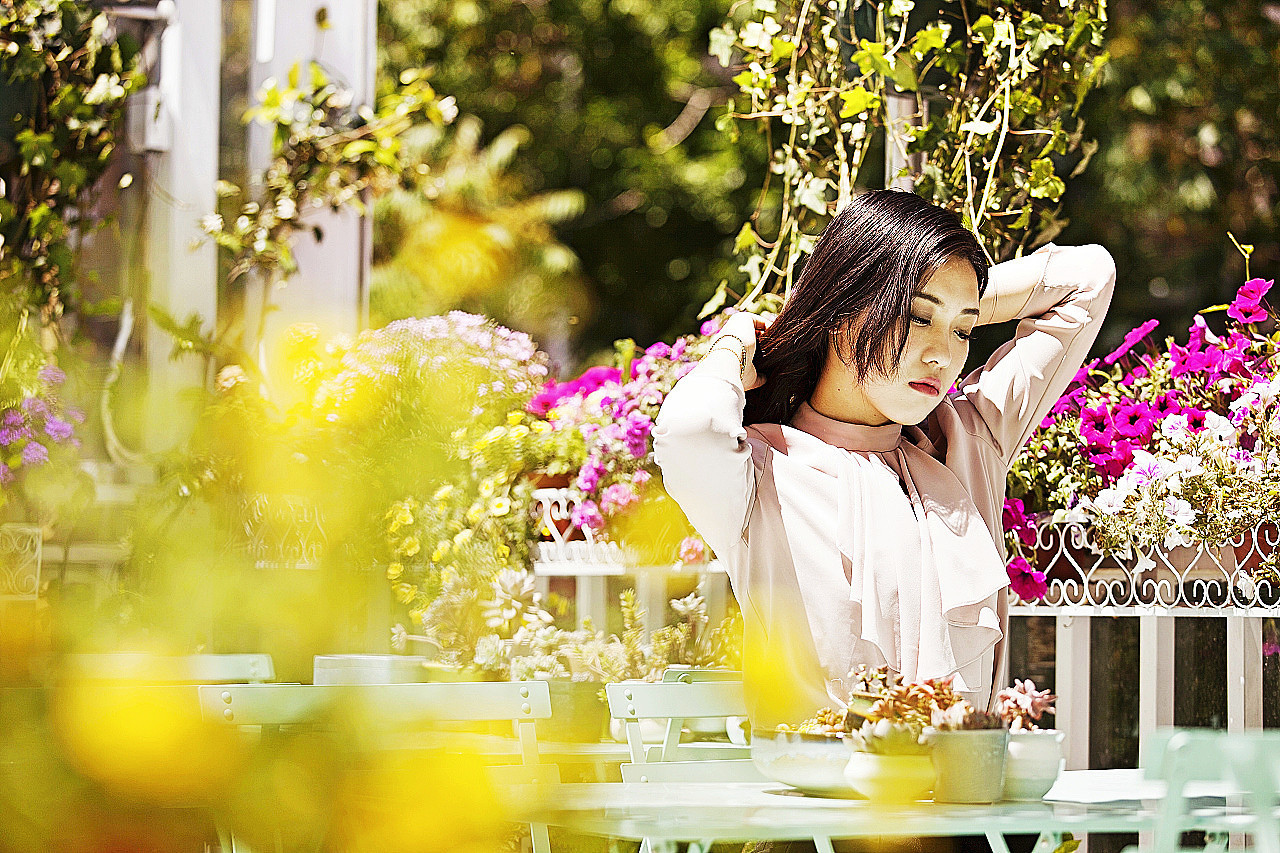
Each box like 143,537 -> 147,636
620,758 -> 767,783
605,679 -> 749,765
662,668 -> 744,683
1143,728 -> 1256,853
65,653 -> 275,683
0,523 -> 41,601
198,681 -> 552,764
1223,732 -> 1280,853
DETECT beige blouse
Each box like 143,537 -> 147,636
653,245 -> 1116,727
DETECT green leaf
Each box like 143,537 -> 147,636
910,24 -> 950,58
698,281 -> 729,320
852,40 -> 893,77
734,223 -> 758,254
1029,158 -> 1066,200
839,86 -> 877,118
889,55 -> 918,92
1051,835 -> 1081,853
342,139 -> 378,159
770,37 -> 796,63
972,15 -> 996,42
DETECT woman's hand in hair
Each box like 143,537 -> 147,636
713,310 -> 773,391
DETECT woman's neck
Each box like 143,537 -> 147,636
808,370 -> 892,427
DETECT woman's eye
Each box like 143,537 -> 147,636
956,329 -> 974,341
910,315 -> 929,326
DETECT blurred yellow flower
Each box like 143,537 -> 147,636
489,497 -> 510,517
430,546 -> 445,563
433,484 -> 454,502
533,421 -> 551,435
498,544 -> 510,559
509,424 -> 530,441
394,506 -> 414,527
479,480 -> 495,498
400,536 -> 421,557
394,583 -> 418,604
506,411 -> 523,426
453,529 -> 473,546
386,562 -> 403,580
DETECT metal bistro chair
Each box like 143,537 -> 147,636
66,653 -> 276,684
1125,728 -> 1278,853
198,681 -> 558,853
605,678 -> 836,853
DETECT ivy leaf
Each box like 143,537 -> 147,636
839,86 -> 877,118
770,37 -> 796,63
1029,158 -> 1066,200
698,281 -> 729,319
910,24 -> 950,59
972,15 -> 996,42
734,223 -> 758,253
708,25 -> 736,67
889,55 -> 918,92
852,40 -> 893,77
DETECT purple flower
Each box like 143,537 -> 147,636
0,426 -> 29,446
21,442 -> 49,466
1007,556 -> 1048,602
623,412 -> 652,459
45,417 -> 73,442
1264,641 -> 1280,659
38,364 -> 66,385
0,463 -> 12,485
575,457 -> 606,493
1171,341 -> 1223,378
2,409 -> 21,428
1002,498 -> 1037,548
1227,278 -> 1273,325
1104,319 -> 1159,366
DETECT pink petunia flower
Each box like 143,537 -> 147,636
1227,278 -> 1274,325
1006,556 -> 1048,602
1103,319 -> 1160,366
679,536 -> 708,565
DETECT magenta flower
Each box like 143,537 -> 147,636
1227,278 -> 1274,324
571,499 -> 605,532
1183,408 -> 1208,432
1188,315 -> 1218,350
1080,405 -> 1114,445
1264,641 -> 1280,659
1007,556 -> 1048,601
1113,401 -> 1156,440
1002,498 -> 1037,548
1170,341 -> 1224,378
1104,319 -> 1160,366
1151,391 -> 1182,418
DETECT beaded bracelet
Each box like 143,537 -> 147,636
708,333 -> 751,379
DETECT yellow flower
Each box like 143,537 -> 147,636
479,480 -> 496,498
490,497 -> 511,517
498,544 -> 510,559
430,546 -> 445,563
441,566 -> 459,585
507,411 -> 523,426
466,505 -> 483,525
433,484 -> 454,502
533,421 -> 552,435
408,607 -> 426,625
393,583 -> 418,604
386,562 -> 403,580
453,529 -> 473,546
400,536 -> 421,557
394,506 -> 414,527
509,424 -> 530,441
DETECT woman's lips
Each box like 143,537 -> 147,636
908,380 -> 941,396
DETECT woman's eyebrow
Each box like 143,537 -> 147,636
913,292 -> 980,317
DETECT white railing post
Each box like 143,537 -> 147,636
1138,613 -> 1176,762
1226,616 -> 1264,731
1056,614 -> 1092,771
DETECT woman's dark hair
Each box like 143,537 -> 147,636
744,189 -> 988,426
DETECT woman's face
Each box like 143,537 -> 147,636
829,256 -> 980,426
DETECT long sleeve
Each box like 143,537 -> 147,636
652,370 -> 758,559
957,244 -> 1116,468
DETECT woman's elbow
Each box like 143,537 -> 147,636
1074,244 -> 1117,294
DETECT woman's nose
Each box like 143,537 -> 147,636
922,333 -> 953,369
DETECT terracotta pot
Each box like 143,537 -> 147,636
1003,729 -> 1065,801
843,751 -> 934,803
930,729 -> 1010,804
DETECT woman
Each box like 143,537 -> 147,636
653,190 -> 1114,727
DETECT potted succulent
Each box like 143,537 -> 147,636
928,701 -> 1011,804
997,679 -> 1064,800
839,666 -> 941,803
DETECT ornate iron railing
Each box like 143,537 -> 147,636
0,523 -> 42,600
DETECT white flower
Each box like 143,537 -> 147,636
1172,453 -> 1205,476
1092,489 -> 1127,516
1161,414 -> 1191,442
1204,411 -> 1237,444
740,16 -> 782,50
1163,496 -> 1197,527
1163,529 -> 1196,550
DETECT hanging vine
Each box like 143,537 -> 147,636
708,0 -> 1109,312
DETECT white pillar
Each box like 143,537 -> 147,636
1056,614 -> 1091,770
1226,616 -> 1264,731
144,0 -> 221,449
1137,613 -> 1175,763
247,0 -> 376,353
